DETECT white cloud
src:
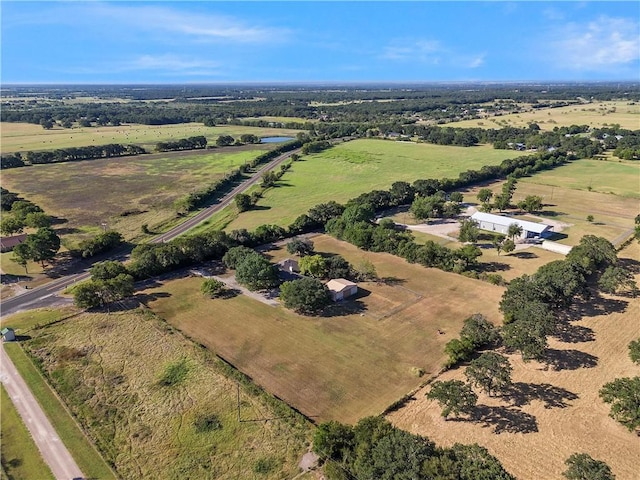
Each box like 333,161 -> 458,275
379,39 -> 484,69
65,55 -> 223,77
549,16 -> 639,70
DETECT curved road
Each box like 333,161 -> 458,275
1,345 -> 84,480
0,145 -> 302,317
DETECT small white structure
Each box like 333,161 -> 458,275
470,212 -> 553,239
278,258 -> 300,273
1,328 -> 16,342
326,279 -> 358,302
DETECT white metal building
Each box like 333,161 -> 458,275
470,212 -> 553,239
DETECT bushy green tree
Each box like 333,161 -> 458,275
286,238 -> 314,256
629,339 -> 640,365
563,453 -> 615,480
427,380 -> 477,419
235,253 -> 279,290
460,314 -> 500,349
201,278 -> 226,298
465,352 -> 512,396
458,218 -> 480,243
599,376 -> 640,432
598,266 -> 637,294
234,193 -> 252,212
280,278 -> 330,314
299,254 -> 327,278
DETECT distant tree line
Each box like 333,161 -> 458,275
1,144 -> 147,169
156,135 -> 207,152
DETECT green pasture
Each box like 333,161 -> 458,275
0,385 -> 55,480
220,139 -> 520,231
447,101 -> 640,131
518,157 -> 640,199
4,342 -> 116,479
12,309 -> 310,479
0,148 -> 265,242
0,122 -> 303,153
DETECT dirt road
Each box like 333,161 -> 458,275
0,344 -> 84,480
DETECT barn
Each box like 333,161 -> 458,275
326,279 -> 358,302
470,212 -> 553,239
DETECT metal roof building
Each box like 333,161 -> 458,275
470,212 -> 553,239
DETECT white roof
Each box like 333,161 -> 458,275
471,212 -> 551,234
326,279 -> 357,292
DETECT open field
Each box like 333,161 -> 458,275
0,147 -> 268,242
218,139 -> 521,232
459,159 -> 639,247
447,101 -> 640,131
388,241 -> 640,480
145,234 -> 504,424
4,342 -> 116,479
0,122 -> 303,153
0,384 -> 55,480
8,307 -> 311,479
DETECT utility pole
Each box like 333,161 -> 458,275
237,383 -> 241,422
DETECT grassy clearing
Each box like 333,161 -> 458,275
518,157 -> 640,199
12,309 -> 310,479
388,241 -> 640,480
0,385 -> 55,480
146,234 -> 504,424
447,101 -> 640,131
219,139 -> 520,232
0,148 -> 266,242
0,122 -> 303,153
0,307 -> 76,331
3,342 -> 115,480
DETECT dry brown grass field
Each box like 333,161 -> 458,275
388,241 -> 640,480
0,122 -> 302,153
447,100 -> 640,131
10,308 -> 311,480
0,146 -> 270,242
144,235 -> 504,424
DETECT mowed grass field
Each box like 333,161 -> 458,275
0,385 -> 55,480
0,147 -> 269,242
145,234 -> 504,424
447,100 -> 640,131
459,158 -> 639,247
8,308 -> 310,480
220,139 -> 521,232
0,122 -> 303,153
388,241 -> 640,480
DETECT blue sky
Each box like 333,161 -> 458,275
2,1 -> 639,83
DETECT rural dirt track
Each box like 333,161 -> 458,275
0,344 -> 84,480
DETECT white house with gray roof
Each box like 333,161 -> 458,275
470,212 -> 553,239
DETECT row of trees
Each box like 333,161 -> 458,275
0,198 -> 52,236
313,416 -> 514,479
1,144 -> 147,169
73,261 -> 134,310
155,135 -> 207,152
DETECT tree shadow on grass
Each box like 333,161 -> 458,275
504,382 -> 579,409
544,348 -> 598,371
0,273 -> 30,284
553,322 -> 596,343
379,276 -> 407,286
618,257 -> 640,275
472,405 -> 538,434
537,209 -> 567,218
570,292 -> 628,319
511,251 -> 539,259
478,261 -> 510,273
322,296 -> 368,318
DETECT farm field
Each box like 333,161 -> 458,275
388,241 -> 640,480
0,147 -> 268,242
8,307 -> 311,480
447,100 -> 640,131
460,159 -> 639,247
145,234 -> 504,424
0,121 -> 303,153
0,385 -> 55,480
220,139 -> 522,232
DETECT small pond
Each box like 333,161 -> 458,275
260,136 -> 294,143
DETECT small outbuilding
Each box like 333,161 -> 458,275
1,327 -> 16,342
326,279 -> 358,302
470,212 -> 553,239
0,234 -> 27,253
278,258 -> 300,273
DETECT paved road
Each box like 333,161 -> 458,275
0,344 -> 84,480
0,145 -> 302,317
